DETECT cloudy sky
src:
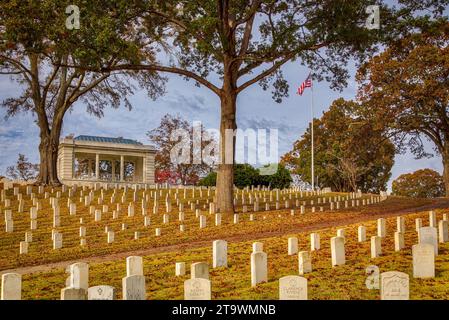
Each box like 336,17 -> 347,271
0,55 -> 442,191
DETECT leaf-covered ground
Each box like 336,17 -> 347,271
16,206 -> 449,300
0,186 -> 402,270
1,185 -> 447,300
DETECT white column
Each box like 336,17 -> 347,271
71,150 -> 75,179
57,154 -> 61,179
142,156 -> 146,183
88,159 -> 92,177
120,155 -> 124,182
95,154 -> 100,180
143,152 -> 153,184
112,160 -> 116,182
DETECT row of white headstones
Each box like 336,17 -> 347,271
1,183 -> 371,222
1,184 -> 333,208
2,188 -> 372,217
3,188 -> 383,254
1,184 -> 333,200
2,187 -> 371,227
1,210 -> 446,300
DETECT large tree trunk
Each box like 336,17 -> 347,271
36,133 -> 61,186
36,115 -> 63,186
216,82 -> 237,214
30,53 -> 63,187
442,148 -> 449,197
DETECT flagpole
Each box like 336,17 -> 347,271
310,72 -> 315,191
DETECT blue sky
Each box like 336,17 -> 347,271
0,57 -> 442,191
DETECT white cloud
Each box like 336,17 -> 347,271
0,60 -> 442,187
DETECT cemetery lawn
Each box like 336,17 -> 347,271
0,189 -> 437,271
12,202 -> 449,300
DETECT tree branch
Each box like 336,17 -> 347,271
148,9 -> 188,30
68,73 -> 109,106
42,64 -> 60,105
236,53 -> 294,93
236,0 -> 261,62
236,0 -> 262,25
0,54 -> 33,76
236,41 -> 329,91
102,64 -> 222,96
65,72 -> 86,105
0,70 -> 24,75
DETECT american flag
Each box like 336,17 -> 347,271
297,73 -> 312,95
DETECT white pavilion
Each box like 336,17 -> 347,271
57,135 -> 155,186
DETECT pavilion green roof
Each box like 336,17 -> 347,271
74,135 -> 143,146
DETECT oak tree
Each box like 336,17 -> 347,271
6,154 -> 39,181
0,0 -> 164,185
392,169 -> 445,198
357,22 -> 449,195
148,113 -> 215,185
281,98 -> 395,192
89,0 -> 448,211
